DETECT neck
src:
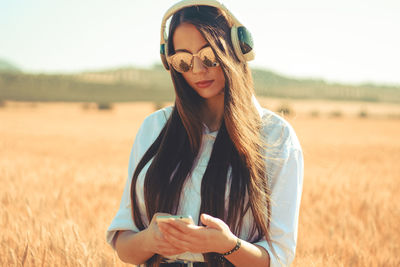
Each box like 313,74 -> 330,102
201,93 -> 224,132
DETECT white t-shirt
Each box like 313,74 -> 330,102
106,97 -> 304,267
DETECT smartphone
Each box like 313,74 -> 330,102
156,215 -> 195,225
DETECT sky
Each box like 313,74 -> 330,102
1,0 -> 399,85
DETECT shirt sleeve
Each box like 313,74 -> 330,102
254,113 -> 304,267
105,107 -> 172,250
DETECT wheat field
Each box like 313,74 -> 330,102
1,100 -> 399,267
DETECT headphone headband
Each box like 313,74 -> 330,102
160,0 -> 243,45
160,0 -> 254,70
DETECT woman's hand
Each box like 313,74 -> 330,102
144,212 -> 187,256
157,213 -> 238,254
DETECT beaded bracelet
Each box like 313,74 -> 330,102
222,238 -> 241,257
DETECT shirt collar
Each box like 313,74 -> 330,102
252,94 -> 264,118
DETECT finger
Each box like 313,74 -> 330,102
157,222 -> 192,247
160,223 -> 212,253
157,237 -> 183,249
162,230 -> 192,251
200,214 -> 224,230
161,221 -> 207,244
156,233 -> 186,253
162,219 -> 201,234
162,230 -> 212,254
158,222 -> 191,242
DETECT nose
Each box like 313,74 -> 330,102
192,56 -> 207,74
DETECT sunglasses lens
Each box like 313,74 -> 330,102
170,47 -> 220,73
171,53 -> 192,73
199,47 -> 219,68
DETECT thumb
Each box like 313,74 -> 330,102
200,214 -> 223,230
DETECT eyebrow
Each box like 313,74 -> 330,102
175,43 -> 210,54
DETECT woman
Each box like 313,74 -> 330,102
106,1 -> 303,266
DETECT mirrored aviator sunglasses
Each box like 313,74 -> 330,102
168,46 -> 220,73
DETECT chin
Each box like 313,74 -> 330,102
197,88 -> 224,100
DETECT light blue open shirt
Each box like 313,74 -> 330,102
106,96 -> 304,266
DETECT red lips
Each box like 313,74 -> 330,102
195,80 -> 214,88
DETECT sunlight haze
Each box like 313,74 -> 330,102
0,0 -> 399,85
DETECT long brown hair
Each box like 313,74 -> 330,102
130,6 -> 274,267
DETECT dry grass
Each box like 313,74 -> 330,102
257,97 -> 400,119
1,100 -> 399,266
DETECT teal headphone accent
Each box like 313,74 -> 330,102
160,0 -> 255,71
237,27 -> 254,54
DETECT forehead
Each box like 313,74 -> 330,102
172,23 -> 208,53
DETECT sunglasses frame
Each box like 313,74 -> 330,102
167,46 -> 220,73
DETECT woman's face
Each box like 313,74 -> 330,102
172,23 -> 225,101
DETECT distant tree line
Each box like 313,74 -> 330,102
0,66 -> 399,103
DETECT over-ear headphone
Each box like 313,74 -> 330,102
160,0 -> 255,71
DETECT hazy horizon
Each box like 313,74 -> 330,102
1,0 -> 399,85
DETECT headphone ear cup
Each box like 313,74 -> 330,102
231,26 -> 255,62
237,26 -> 255,61
160,43 -> 170,70
231,26 -> 244,62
